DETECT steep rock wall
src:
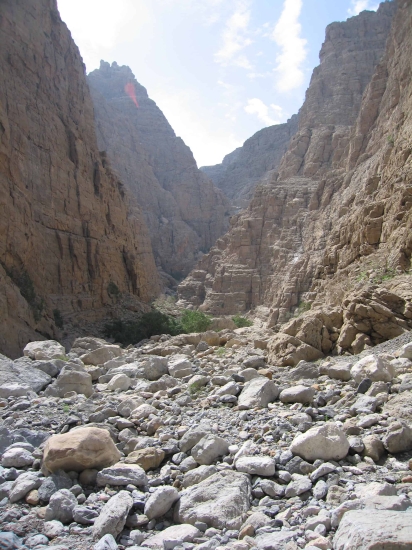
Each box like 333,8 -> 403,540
88,63 -> 230,281
201,116 -> 298,208
179,1 -> 412,361
0,0 -> 160,357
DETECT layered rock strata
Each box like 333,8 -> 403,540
0,0 -> 160,357
201,116 -> 298,208
88,63 -> 230,281
179,1 -> 412,362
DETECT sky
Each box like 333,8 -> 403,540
57,0 -> 382,167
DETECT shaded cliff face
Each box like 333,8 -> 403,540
179,1 -> 412,360
0,0 -> 160,357
87,63 -> 230,281
201,116 -> 298,208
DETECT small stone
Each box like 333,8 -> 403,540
144,486 -> 180,519
93,490 -> 133,539
236,456 -> 276,476
43,520 -> 65,539
44,489 -> 77,523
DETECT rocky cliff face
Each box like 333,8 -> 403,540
87,63 -> 230,282
179,0 -> 412,363
201,116 -> 298,208
0,0 -> 161,358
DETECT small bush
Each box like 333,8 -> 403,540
294,301 -> 312,317
53,308 -> 64,329
107,281 -> 120,297
104,310 -> 181,346
215,346 -> 227,356
232,315 -> 253,328
179,310 -> 212,333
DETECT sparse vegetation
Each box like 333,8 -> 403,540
215,346 -> 227,356
232,314 -> 253,328
179,309 -> 212,333
152,294 -> 177,315
56,354 -> 70,362
387,134 -> 395,146
294,301 -> 312,317
53,308 -> 64,329
107,281 -> 120,297
6,267 -> 44,322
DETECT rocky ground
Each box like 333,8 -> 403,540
1,328 -> 412,550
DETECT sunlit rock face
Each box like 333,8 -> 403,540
179,1 -> 412,360
88,62 -> 230,283
0,0 -> 160,357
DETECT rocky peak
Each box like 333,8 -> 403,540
87,62 -> 230,282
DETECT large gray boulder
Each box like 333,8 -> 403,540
333,510 -> 412,549
93,491 -> 133,539
0,357 -> 51,393
238,378 -> 279,409
351,355 -> 395,384
144,486 -> 180,520
23,340 -> 65,360
290,422 -> 349,462
175,470 -> 251,529
191,435 -> 229,465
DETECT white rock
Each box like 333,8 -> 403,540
290,422 -> 350,462
0,382 -> 31,398
96,464 -> 147,487
93,491 -> 133,539
44,488 -> 77,523
285,476 -> 312,498
238,378 -> 279,409
143,524 -> 200,549
214,381 -> 239,397
279,385 -> 315,404
23,340 -> 65,360
397,343 -> 412,360
175,470 -> 251,530
81,345 -> 122,366
182,465 -> 218,488
9,472 -> 41,503
1,447 -> 34,468
327,363 -> 352,381
168,355 -> 193,378
351,355 -> 395,384
235,456 -> 276,476
179,424 -> 212,453
139,356 -> 168,381
144,486 -> 180,519
43,520 -> 64,538
334,510 -> 412,549
106,373 -> 131,392
191,435 -> 229,465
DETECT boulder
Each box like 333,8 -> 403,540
182,465 -> 218,488
0,383 -> 30,398
106,373 -> 131,392
254,530 -> 296,549
333,510 -> 412,549
179,425 -> 212,453
1,447 -> 34,468
96,464 -> 147,487
383,421 -> 412,454
168,355 -> 193,378
383,392 -> 412,424
44,488 -> 77,523
243,356 -> 266,369
143,524 -> 200,549
23,340 -> 65,360
9,472 -> 41,503
139,356 -> 168,381
327,363 -> 352,381
290,422 -> 350,462
236,456 -> 276,476
43,427 -> 121,473
94,534 -> 118,550
175,470 -> 251,529
93,491 -> 133,539
50,366 -> 93,397
362,434 -> 385,462
81,345 -> 122,366
124,447 -> 165,471
351,355 -> 395,384
0,358 -> 51,393
144,486 -> 180,519
289,361 -> 320,380
191,435 -> 229,465
238,378 -> 279,409
397,343 -> 412,360
279,385 -> 315,404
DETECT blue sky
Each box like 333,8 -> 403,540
57,0 -> 381,167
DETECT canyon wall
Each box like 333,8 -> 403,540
179,0 -> 412,362
0,0 -> 161,357
201,116 -> 298,208
88,63 -> 230,282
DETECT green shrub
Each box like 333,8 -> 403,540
107,281 -> 120,297
179,310 -> 212,333
232,315 -> 253,328
294,301 -> 311,317
7,268 -> 44,321
104,310 -> 181,346
53,308 -> 64,329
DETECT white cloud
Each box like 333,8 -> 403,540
271,0 -> 307,92
215,1 -> 253,68
244,98 -> 284,126
57,0 -> 149,71
348,0 -> 379,15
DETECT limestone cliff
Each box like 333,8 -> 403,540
201,116 -> 298,208
0,0 -> 161,357
87,63 -> 230,281
179,0 -> 412,362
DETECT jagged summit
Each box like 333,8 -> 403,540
87,61 -> 230,282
